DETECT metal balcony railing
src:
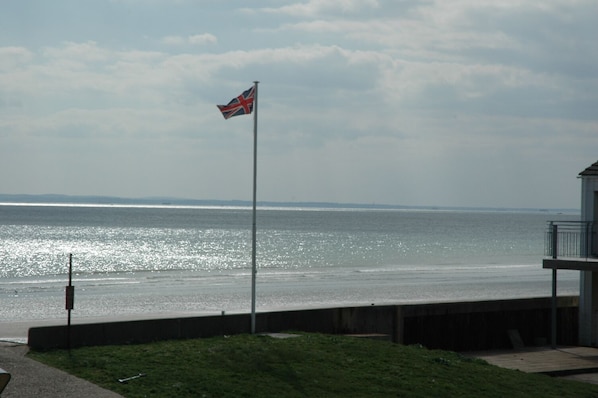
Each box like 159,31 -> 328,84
545,221 -> 597,259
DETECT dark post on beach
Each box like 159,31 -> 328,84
65,253 -> 75,350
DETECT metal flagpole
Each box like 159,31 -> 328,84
251,81 -> 259,334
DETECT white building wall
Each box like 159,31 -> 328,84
579,175 -> 598,345
581,177 -> 598,221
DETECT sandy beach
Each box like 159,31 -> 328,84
2,320 -> 62,342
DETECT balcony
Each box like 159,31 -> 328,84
545,221 -> 598,259
544,221 -> 598,271
543,220 -> 598,348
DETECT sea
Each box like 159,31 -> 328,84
0,203 -> 581,325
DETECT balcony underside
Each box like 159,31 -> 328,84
543,257 -> 598,271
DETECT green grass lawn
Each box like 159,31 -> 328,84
29,333 -> 598,398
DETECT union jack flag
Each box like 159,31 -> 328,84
217,86 -> 255,119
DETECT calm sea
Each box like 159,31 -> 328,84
0,204 -> 581,324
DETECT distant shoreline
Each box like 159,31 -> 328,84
0,193 -> 579,214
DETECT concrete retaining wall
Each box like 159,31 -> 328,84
28,296 -> 579,352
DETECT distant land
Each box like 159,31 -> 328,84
0,193 -> 580,214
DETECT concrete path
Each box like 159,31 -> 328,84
0,341 -> 123,398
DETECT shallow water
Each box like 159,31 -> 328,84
0,204 -> 580,323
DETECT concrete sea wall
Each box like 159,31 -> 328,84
28,296 -> 579,351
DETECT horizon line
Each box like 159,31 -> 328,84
0,193 -> 580,213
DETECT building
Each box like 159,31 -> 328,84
544,160 -> 598,346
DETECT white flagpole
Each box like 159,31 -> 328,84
251,81 -> 259,334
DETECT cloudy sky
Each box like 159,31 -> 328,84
1,0 -> 597,209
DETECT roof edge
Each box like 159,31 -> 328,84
579,161 -> 598,177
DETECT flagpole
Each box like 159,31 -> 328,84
251,81 -> 259,334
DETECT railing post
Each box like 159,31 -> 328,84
588,221 -> 593,258
551,223 -> 558,259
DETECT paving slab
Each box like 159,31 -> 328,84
468,346 -> 598,384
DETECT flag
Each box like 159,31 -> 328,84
217,86 -> 255,119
